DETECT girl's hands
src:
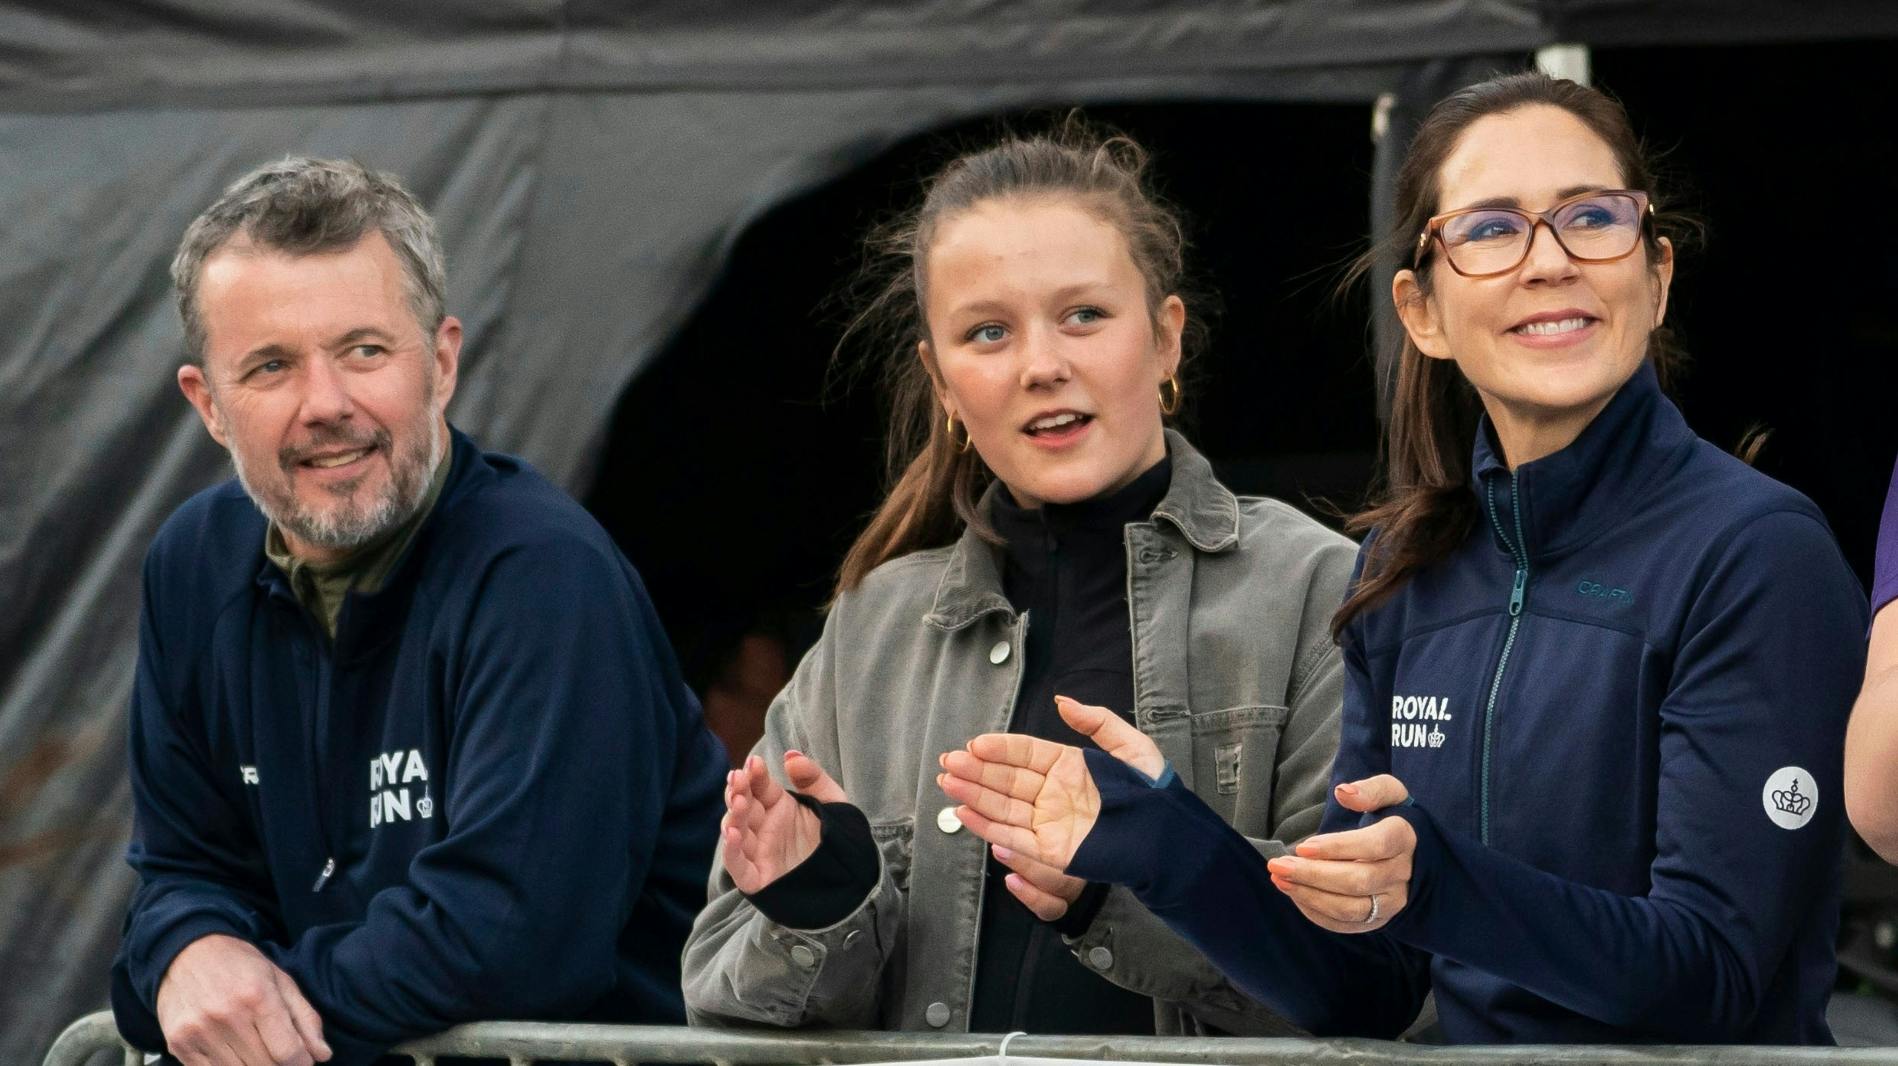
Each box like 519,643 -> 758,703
720,750 -> 848,893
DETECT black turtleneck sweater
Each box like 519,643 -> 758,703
746,456 -> 1171,1034
968,455 -> 1171,1033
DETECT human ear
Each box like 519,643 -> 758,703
1393,269 -> 1452,361
432,316 -> 463,410
917,339 -> 952,418
177,363 -> 229,450
1154,294 -> 1186,380
1650,236 -> 1674,329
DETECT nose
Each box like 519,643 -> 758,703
298,354 -> 356,425
1519,219 -> 1580,285
1016,323 -> 1070,391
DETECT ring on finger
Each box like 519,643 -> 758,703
1362,892 -> 1382,924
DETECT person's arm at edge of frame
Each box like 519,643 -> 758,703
1846,605 -> 1898,862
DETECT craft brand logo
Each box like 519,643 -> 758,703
1390,694 -> 1452,749
369,748 -> 435,827
240,765 -> 259,785
1761,766 -> 1816,830
1575,579 -> 1634,606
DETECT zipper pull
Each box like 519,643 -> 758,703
1509,567 -> 1527,617
311,857 -> 335,892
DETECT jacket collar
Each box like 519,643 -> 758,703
255,425 -> 492,646
1469,361 -> 1696,561
925,429 -> 1239,630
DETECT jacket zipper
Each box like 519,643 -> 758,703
1480,472 -> 1529,845
306,612 -> 339,892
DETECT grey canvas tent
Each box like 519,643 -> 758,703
5,3 -> 1898,1061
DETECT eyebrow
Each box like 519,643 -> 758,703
946,282 -> 1115,319
335,326 -> 398,346
1451,185 -> 1611,212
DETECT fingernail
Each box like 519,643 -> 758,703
786,749 -> 804,759
994,845 -> 1012,860
938,753 -> 947,768
1337,782 -> 1359,796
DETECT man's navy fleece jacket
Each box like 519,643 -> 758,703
111,428 -> 727,1064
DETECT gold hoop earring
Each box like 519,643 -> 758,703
1159,375 -> 1183,416
946,411 -> 973,453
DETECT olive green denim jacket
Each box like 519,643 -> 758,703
682,431 -> 1356,1035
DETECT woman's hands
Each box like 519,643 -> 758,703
990,844 -> 1086,920
1266,776 -> 1418,933
720,750 -> 848,893
937,695 -> 1165,874
940,697 -> 1420,935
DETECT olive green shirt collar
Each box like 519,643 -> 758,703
264,446 -> 453,640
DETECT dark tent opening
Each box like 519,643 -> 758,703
584,100 -> 1381,762
1590,39 -> 1898,591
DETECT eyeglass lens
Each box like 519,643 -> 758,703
1441,194 -> 1644,275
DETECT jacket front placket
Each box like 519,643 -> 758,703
1124,521 -> 1196,788
903,542 -> 1028,1032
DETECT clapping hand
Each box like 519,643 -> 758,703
936,695 -> 1164,873
720,750 -> 848,893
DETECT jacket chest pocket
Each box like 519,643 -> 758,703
1186,704 -> 1289,831
871,821 -> 915,894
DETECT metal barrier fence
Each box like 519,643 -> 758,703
40,1012 -> 1898,1066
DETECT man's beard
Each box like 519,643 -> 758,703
226,399 -> 442,554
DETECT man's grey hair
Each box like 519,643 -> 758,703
171,157 -> 447,365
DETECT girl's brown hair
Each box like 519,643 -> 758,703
1333,72 -> 1690,637
833,119 -> 1196,594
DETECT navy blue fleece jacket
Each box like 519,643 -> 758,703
1070,365 -> 1866,1044
111,428 -> 726,1063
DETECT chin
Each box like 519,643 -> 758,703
1009,470 -> 1115,507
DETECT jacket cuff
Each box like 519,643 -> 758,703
134,908 -> 261,1009
745,795 -> 879,930
1069,748 -> 1191,893
1369,800 -> 1440,940
1051,879 -> 1111,937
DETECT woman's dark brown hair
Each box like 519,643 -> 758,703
833,120 -> 1196,594
1332,72 -> 1689,637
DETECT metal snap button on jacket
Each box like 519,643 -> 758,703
988,640 -> 1010,664
789,944 -> 817,968
1087,945 -> 1114,971
925,1001 -> 952,1027
936,806 -> 962,834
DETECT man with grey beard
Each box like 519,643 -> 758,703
109,158 -> 727,1066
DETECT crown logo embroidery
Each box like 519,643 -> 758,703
1771,778 -> 1812,818
1427,725 -> 1446,749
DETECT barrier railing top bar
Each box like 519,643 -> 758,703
41,1012 -> 1898,1066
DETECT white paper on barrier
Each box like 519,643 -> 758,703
840,1058 -> 1190,1066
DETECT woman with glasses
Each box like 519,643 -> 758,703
681,124 -> 1357,1036
938,73 -> 1867,1044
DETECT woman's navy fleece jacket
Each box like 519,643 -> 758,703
110,429 -> 727,1063
1070,364 -> 1866,1044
